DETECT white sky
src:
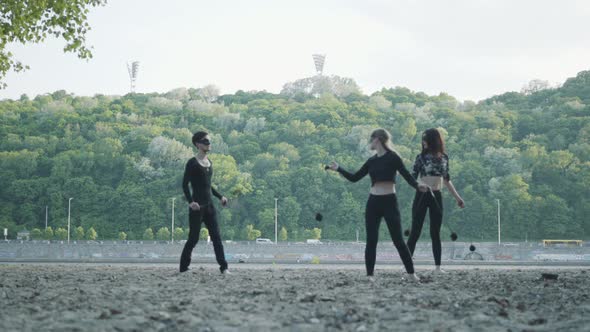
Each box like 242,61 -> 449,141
1,0 -> 590,101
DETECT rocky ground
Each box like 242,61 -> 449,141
0,264 -> 589,331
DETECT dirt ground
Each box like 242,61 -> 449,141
1,263 -> 589,331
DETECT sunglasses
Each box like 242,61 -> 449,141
197,139 -> 211,146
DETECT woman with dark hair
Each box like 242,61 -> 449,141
328,128 -> 428,281
179,131 -> 230,274
406,128 -> 464,273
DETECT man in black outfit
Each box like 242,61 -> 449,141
179,131 -> 230,274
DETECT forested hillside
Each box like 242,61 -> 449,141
1,71 -> 589,242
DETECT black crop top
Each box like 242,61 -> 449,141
182,157 -> 223,205
411,153 -> 450,181
337,150 -> 419,189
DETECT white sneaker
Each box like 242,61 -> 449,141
221,269 -> 231,275
407,273 -> 421,282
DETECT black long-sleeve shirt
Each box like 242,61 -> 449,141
337,150 -> 418,189
182,157 -> 223,205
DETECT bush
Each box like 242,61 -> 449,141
55,227 -> 67,240
199,228 -> 209,240
118,232 -> 127,241
156,227 -> 170,241
30,228 -> 42,240
86,227 -> 97,240
143,228 -> 154,240
44,226 -> 54,240
74,226 -> 84,240
173,227 -> 184,240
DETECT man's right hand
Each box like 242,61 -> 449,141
189,202 -> 200,211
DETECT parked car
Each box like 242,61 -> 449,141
306,239 -> 322,245
255,238 -> 274,244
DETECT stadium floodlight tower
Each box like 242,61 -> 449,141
312,54 -> 326,76
127,61 -> 140,92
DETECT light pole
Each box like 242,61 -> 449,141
171,198 -> 176,243
45,205 -> 48,230
497,199 -> 501,245
68,198 -> 73,244
274,198 -> 278,244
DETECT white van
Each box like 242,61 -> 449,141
306,239 -> 322,245
255,238 -> 273,244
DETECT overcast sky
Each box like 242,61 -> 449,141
1,0 -> 589,101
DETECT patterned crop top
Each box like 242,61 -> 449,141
411,153 -> 450,181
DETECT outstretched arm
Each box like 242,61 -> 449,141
336,160 -> 369,183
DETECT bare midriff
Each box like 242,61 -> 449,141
370,181 -> 396,195
419,176 -> 444,191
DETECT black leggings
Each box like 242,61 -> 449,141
407,191 -> 443,265
365,194 -> 414,275
180,204 -> 228,272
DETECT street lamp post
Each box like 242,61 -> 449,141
45,205 -> 48,230
68,198 -> 73,244
171,198 -> 176,243
497,199 -> 501,245
274,198 -> 278,244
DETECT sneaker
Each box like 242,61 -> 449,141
221,269 -> 231,275
179,266 -> 192,273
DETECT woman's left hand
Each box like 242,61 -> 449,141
457,198 -> 465,208
417,183 -> 429,193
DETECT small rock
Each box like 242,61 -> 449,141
529,318 -> 547,325
541,273 -> 558,281
150,311 -> 171,321
300,293 -> 317,303
310,318 -> 320,324
356,325 -> 367,332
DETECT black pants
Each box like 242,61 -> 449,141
180,204 -> 228,272
365,194 -> 414,275
407,190 -> 443,266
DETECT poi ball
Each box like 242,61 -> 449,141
469,244 -> 476,252
404,229 -> 410,237
315,213 -> 323,222
450,232 -> 458,241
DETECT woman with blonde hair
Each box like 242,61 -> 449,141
328,128 -> 428,280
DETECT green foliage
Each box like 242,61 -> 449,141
0,0 -> 107,88
30,228 -> 42,240
199,228 -> 209,240
85,227 -> 97,240
156,227 -> 170,241
55,227 -> 67,240
173,227 -> 184,240
279,226 -> 288,241
74,226 -> 85,240
44,226 -> 54,240
245,224 -> 261,241
118,231 -> 127,241
1,70 -> 590,241
143,228 -> 154,241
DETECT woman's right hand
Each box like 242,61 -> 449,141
328,161 -> 339,171
189,202 -> 200,211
